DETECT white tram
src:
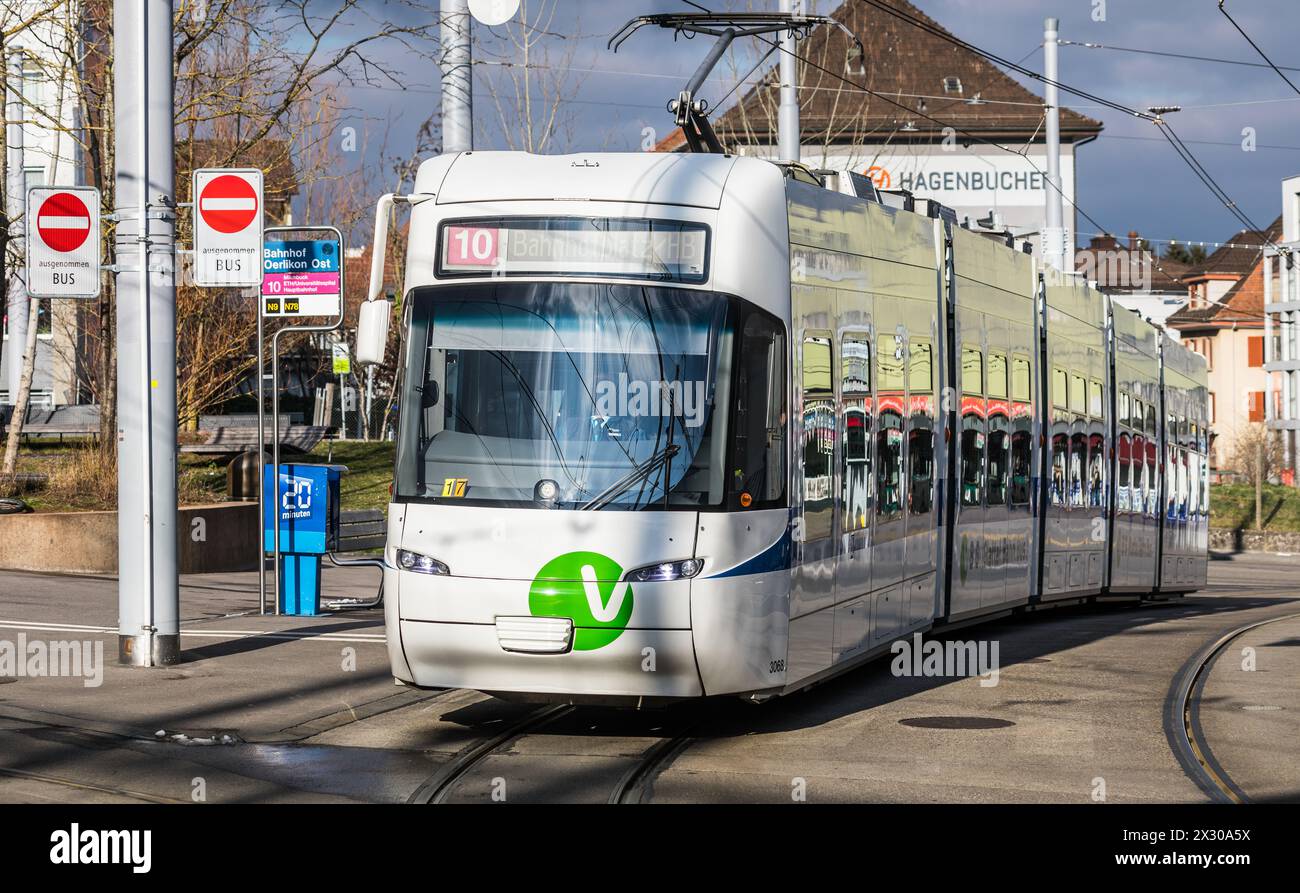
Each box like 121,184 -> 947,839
356,150 -> 1209,703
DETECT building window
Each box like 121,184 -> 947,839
1209,392 -> 1216,424
942,76 -> 963,94
1248,390 -> 1265,423
1248,335 -> 1264,368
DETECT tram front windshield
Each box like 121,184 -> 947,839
396,282 -> 733,510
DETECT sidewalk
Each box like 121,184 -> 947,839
0,565 -> 409,742
1196,614 -> 1300,802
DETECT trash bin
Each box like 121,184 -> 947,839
226,450 -> 267,501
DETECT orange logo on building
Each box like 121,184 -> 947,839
864,166 -> 892,189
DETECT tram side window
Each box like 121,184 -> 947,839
1117,433 -> 1132,512
1070,374 -> 1086,415
1011,355 -> 1031,403
733,312 -> 787,507
1070,432 -> 1087,507
987,352 -> 1008,507
1010,429 -> 1032,506
876,336 -> 905,520
1178,449 -> 1190,519
841,334 -> 871,532
1088,433 -> 1105,508
987,425 -> 1009,507
801,335 -> 834,540
1146,438 -> 1159,517
960,423 -> 984,507
988,352 -> 1008,399
1050,434 -> 1068,506
1136,435 -> 1147,513
909,426 -> 934,516
1166,426 -> 1177,519
877,413 -> 904,519
908,340 -> 934,517
962,345 -> 983,396
1089,379 -> 1104,420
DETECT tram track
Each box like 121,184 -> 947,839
407,702 -> 702,805
1165,609 -> 1300,804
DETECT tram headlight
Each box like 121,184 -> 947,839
396,549 -> 450,575
623,558 -> 703,583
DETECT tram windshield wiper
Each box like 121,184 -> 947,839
578,443 -> 681,511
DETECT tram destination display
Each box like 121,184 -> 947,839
437,216 -> 709,282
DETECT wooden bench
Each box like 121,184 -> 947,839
0,405 -> 100,443
335,509 -> 386,553
180,424 -> 329,456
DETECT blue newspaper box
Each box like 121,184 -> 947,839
263,464 -> 346,615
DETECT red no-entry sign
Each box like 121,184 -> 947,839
36,192 -> 93,252
198,173 -> 259,234
26,185 -> 101,299
192,168 -> 264,287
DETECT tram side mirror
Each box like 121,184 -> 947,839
356,299 -> 391,366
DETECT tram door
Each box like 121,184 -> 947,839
870,307 -> 907,644
834,330 -> 874,662
790,331 -> 839,680
952,332 -> 987,618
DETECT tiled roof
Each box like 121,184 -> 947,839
1179,216 -> 1284,280
655,0 -> 1103,153
1166,217 -> 1282,330
1074,235 -> 1191,294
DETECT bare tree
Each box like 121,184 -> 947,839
476,0 -> 589,154
1231,422 -> 1284,530
1,0 -> 446,459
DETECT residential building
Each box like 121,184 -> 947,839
1263,174 -> 1300,484
1166,217 -> 1283,473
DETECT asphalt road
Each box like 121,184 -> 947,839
0,552 -> 1295,803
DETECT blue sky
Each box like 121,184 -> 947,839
341,0 -> 1300,251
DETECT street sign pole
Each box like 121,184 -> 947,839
256,286 -> 267,615
114,0 -> 179,667
259,225 -> 345,617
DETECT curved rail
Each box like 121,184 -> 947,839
1165,610 -> 1300,804
407,703 -> 574,804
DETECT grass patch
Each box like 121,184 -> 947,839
306,439 -> 396,515
1209,483 -> 1300,532
9,437 -> 395,514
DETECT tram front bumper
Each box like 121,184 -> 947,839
398,619 -> 704,699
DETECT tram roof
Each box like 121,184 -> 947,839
418,151 -> 746,210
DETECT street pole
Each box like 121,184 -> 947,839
1042,17 -> 1066,272
778,0 -> 800,163
440,0 -> 472,153
114,0 -> 179,666
4,49 -> 27,406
